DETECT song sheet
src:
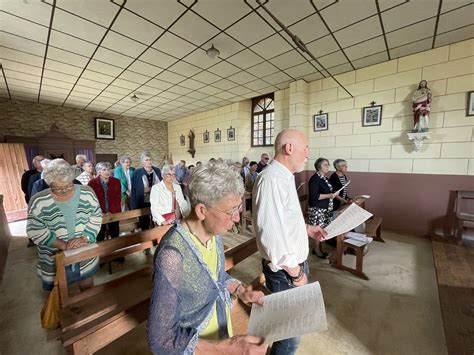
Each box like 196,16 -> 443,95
63,243 -> 99,257
334,180 -> 351,195
324,203 -> 373,240
347,232 -> 373,244
248,282 -> 327,343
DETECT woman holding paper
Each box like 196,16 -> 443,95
308,158 -> 338,258
329,159 -> 351,211
26,159 -> 102,291
148,162 -> 267,354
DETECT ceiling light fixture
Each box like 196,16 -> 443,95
206,44 -> 220,59
130,94 -> 139,102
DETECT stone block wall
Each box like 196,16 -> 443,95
0,98 -> 168,167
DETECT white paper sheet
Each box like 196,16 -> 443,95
324,203 -> 373,240
346,232 -> 373,244
63,243 -> 98,257
334,180 -> 351,195
355,195 -> 371,199
248,282 -> 328,343
344,238 -> 372,247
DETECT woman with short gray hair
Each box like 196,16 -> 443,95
329,159 -> 351,211
76,161 -> 95,185
27,159 -> 101,291
148,163 -> 267,354
113,155 -> 135,211
131,152 -> 162,231
150,164 -> 189,226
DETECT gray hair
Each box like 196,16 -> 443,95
333,159 -> 347,170
43,159 -> 75,185
161,164 -> 175,176
95,161 -> 112,174
75,154 -> 87,163
119,155 -> 132,164
188,162 -> 245,209
40,159 -> 51,169
140,151 -> 151,162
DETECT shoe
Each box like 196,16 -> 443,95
27,239 -> 35,248
143,248 -> 151,255
312,248 -> 328,259
113,256 -> 126,263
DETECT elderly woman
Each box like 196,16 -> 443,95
308,157 -> 338,258
329,159 -> 351,212
27,159 -> 101,291
150,164 -> 189,226
148,163 -> 267,354
131,152 -> 162,231
113,155 -> 135,211
88,162 -> 122,241
76,161 -> 95,185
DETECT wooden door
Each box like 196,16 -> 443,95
0,143 -> 29,212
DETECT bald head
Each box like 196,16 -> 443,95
273,129 -> 309,173
274,129 -> 305,153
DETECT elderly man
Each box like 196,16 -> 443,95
21,155 -> 44,204
72,154 -> 88,177
175,160 -> 187,186
256,153 -> 270,173
253,129 -> 326,355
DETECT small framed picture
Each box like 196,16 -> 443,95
227,126 -> 235,141
362,105 -> 383,127
313,113 -> 328,132
467,91 -> 474,116
214,129 -> 221,142
95,118 -> 115,140
203,130 -> 209,143
179,134 -> 185,146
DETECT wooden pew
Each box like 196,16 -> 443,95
57,228 -> 261,354
0,195 -> 12,287
330,200 -> 384,280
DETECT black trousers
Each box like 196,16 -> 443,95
97,221 -> 120,241
139,202 -> 152,231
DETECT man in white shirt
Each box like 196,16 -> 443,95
253,128 -> 326,355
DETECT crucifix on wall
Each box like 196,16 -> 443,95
187,129 -> 196,158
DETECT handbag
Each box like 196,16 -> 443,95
41,253 -> 64,329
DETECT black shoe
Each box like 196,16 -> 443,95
113,256 -> 126,263
312,248 -> 328,259
27,239 -> 35,248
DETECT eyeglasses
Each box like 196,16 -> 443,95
208,203 -> 244,219
264,157 -> 270,161
50,184 -> 74,195
165,173 -> 176,177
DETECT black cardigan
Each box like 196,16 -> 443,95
329,172 -> 349,211
308,172 -> 332,209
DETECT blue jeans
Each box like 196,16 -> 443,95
262,259 -> 309,355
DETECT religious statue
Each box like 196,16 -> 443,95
187,129 -> 196,158
412,80 -> 432,133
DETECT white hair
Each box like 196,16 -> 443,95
119,155 -> 132,164
75,154 -> 87,163
140,151 -> 151,162
43,159 -> 75,185
188,162 -> 244,209
161,164 -> 175,176
95,161 -> 112,174
40,159 -> 51,169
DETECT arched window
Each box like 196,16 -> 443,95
251,94 -> 274,147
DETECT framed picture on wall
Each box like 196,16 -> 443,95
467,91 -> 474,116
313,113 -> 328,131
203,130 -> 209,143
179,134 -> 185,146
214,128 -> 221,142
227,126 -> 235,141
95,118 -> 115,140
362,105 -> 382,127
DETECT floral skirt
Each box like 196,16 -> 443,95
308,203 -> 333,228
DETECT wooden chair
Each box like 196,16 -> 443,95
454,190 -> 474,245
239,192 -> 253,235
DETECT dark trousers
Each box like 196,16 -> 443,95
262,260 -> 309,355
139,202 -> 152,231
97,221 -> 119,241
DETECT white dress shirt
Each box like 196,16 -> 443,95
253,160 -> 308,272
150,181 -> 190,225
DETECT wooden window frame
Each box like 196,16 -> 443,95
251,93 -> 275,147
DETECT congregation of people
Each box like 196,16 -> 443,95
23,128 -> 356,355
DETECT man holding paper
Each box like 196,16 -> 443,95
253,129 -> 326,355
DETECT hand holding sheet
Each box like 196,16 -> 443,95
323,203 -> 372,240
334,180 -> 351,195
248,282 -> 328,343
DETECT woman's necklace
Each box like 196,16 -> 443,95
184,220 -> 212,251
